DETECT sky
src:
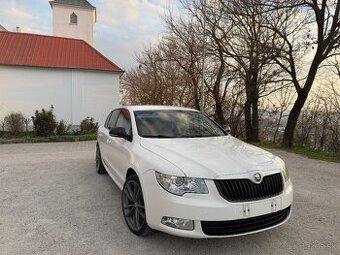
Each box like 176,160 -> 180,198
0,0 -> 179,70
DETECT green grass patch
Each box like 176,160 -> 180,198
254,141 -> 340,163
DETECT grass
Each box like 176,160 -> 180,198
254,141 -> 340,163
0,133 -> 97,144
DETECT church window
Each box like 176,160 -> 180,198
70,12 -> 77,24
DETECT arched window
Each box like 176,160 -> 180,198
70,12 -> 77,24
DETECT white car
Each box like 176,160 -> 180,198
96,105 -> 293,238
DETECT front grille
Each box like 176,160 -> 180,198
214,173 -> 283,202
201,206 -> 291,236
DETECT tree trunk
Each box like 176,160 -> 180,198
282,49 -> 322,148
193,83 -> 200,110
282,90 -> 308,148
244,90 -> 259,142
273,111 -> 283,143
244,69 -> 259,142
215,100 -> 226,126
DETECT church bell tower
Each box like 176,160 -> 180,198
49,0 -> 96,45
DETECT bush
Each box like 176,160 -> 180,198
0,118 -> 7,132
56,120 -> 70,136
4,112 -> 25,134
80,117 -> 98,134
32,106 -> 57,136
24,118 -> 31,132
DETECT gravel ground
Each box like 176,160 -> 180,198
0,141 -> 339,255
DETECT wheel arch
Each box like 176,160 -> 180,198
126,168 -> 137,179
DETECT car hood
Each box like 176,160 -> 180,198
140,135 -> 283,179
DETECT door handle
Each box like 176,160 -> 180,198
106,139 -> 112,144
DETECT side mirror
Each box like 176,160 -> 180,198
109,127 -> 128,138
224,125 -> 231,134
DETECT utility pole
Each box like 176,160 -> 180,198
200,0 -> 207,112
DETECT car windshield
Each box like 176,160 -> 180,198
134,110 -> 227,138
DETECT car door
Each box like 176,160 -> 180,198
98,111 -> 112,156
100,109 -> 120,171
106,108 -> 133,185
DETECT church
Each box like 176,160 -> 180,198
0,0 -> 123,126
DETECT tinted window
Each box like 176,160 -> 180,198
104,112 -> 113,128
115,109 -> 132,137
108,110 -> 120,129
134,110 -> 226,138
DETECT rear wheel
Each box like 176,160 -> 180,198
122,174 -> 152,236
96,144 -> 107,175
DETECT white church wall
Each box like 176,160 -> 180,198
52,4 -> 94,45
72,70 -> 121,125
0,66 -> 73,124
0,66 -> 120,126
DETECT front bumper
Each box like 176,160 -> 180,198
141,171 -> 293,238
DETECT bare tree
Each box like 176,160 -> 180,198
0,118 -> 7,132
271,87 -> 295,143
4,112 -> 25,134
211,0 -> 289,142
332,56 -> 340,77
24,118 -> 31,132
293,79 -> 340,152
121,43 -> 196,107
163,15 -> 203,110
322,81 -> 340,151
295,97 -> 321,146
265,0 -> 340,148
165,0 -> 235,126
164,0 -> 288,141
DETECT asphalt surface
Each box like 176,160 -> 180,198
0,141 -> 339,255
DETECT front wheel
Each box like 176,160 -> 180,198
122,174 -> 153,236
96,144 -> 107,175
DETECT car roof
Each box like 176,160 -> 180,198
123,105 -> 199,112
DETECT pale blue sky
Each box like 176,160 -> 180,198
0,0 -> 179,70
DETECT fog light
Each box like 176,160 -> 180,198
161,216 -> 194,230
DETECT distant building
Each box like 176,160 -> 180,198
50,0 -> 96,45
0,0 -> 123,126
0,24 -> 7,31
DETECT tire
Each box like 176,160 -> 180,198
96,144 -> 107,175
122,174 -> 153,236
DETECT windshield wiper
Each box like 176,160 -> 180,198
142,135 -> 174,138
179,134 -> 223,138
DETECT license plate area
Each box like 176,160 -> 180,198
241,197 -> 282,218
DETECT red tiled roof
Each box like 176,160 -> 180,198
0,31 -> 123,72
49,0 -> 95,9
0,24 -> 7,31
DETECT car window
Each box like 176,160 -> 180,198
104,112 -> 112,128
108,110 -> 120,129
115,109 -> 132,138
134,110 -> 227,138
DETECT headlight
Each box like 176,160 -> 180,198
281,164 -> 289,181
155,172 -> 208,196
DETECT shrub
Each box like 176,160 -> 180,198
4,112 -> 25,134
0,118 -> 7,132
71,129 -> 81,136
80,117 -> 98,134
24,118 -> 31,132
32,106 -> 57,136
56,120 -> 70,136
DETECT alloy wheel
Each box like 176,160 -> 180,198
122,179 -> 146,232
96,146 -> 100,171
